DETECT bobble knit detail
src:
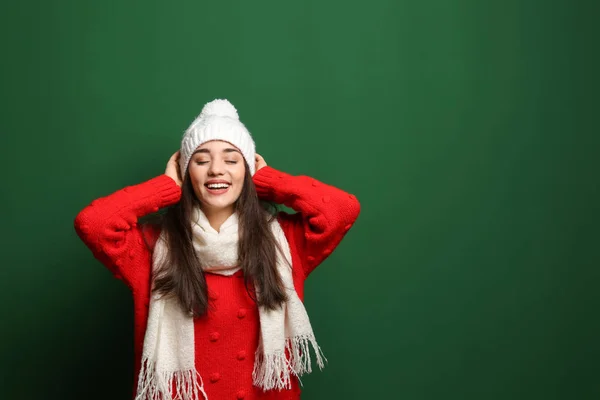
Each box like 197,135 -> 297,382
74,166 -> 361,399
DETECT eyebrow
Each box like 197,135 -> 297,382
193,148 -> 241,156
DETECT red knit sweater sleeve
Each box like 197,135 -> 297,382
252,165 -> 361,278
74,175 -> 182,289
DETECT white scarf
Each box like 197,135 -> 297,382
134,206 -> 326,400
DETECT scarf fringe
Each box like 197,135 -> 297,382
252,335 -> 327,391
135,357 -> 208,400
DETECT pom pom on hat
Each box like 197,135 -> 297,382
179,99 -> 256,178
199,99 -> 240,120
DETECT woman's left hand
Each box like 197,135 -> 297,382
255,153 -> 267,172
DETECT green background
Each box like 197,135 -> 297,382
1,0 -> 598,399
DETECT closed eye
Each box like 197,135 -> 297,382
195,160 -> 238,165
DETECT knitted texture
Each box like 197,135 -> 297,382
137,206 -> 325,400
74,166 -> 361,400
180,99 -> 256,178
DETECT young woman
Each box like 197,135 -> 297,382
74,99 -> 361,400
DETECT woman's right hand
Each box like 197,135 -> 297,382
165,151 -> 183,187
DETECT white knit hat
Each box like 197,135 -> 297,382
179,99 -> 256,178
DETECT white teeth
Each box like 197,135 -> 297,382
207,183 -> 230,189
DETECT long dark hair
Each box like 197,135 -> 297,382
147,159 -> 289,318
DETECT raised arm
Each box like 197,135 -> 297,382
252,165 -> 361,278
74,174 -> 181,290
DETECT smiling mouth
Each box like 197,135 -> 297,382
204,183 -> 231,195
205,183 -> 231,189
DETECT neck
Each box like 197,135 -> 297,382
201,205 -> 235,233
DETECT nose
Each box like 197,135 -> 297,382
207,159 -> 225,176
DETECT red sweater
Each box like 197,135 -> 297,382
74,165 -> 361,400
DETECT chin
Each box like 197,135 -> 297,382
206,201 -> 235,210
201,196 -> 236,210
195,186 -> 242,212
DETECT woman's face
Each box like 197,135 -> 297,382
187,140 -> 246,214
